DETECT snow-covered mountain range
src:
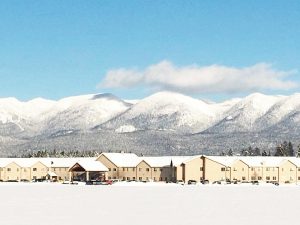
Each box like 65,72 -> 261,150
0,91 -> 300,156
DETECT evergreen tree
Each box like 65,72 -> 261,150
254,147 -> 260,156
297,145 -> 300,158
261,150 -> 267,156
227,149 -> 233,156
288,142 -> 294,156
274,144 -> 285,156
282,141 -> 289,156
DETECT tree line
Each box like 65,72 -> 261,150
221,141 -> 300,157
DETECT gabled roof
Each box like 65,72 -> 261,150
204,156 -> 239,167
71,159 -> 108,172
98,152 -> 141,167
39,157 -> 97,168
140,155 -> 201,167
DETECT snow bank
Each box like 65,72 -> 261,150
0,183 -> 299,225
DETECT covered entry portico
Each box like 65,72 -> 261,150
69,160 -> 108,182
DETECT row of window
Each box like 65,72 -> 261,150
107,176 -> 169,181
222,167 -> 299,172
3,167 -> 68,172
109,167 -> 166,172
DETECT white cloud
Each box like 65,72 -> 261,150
99,60 -> 297,94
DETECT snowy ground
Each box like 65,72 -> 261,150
0,182 -> 299,225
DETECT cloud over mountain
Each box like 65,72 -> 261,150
99,61 -> 297,94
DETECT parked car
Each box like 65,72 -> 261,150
188,180 -> 197,185
251,181 -> 259,185
176,180 -> 185,185
200,179 -> 209,184
20,179 -> 30,182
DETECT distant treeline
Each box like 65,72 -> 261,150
18,150 -> 103,158
221,141 -> 299,157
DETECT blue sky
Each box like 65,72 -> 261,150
0,0 -> 300,101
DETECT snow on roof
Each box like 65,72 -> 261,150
0,157 -> 98,168
0,158 -> 16,167
39,157 -> 97,168
239,156 -> 292,167
99,152 -> 141,167
74,159 -> 108,172
140,156 -> 201,167
47,172 -> 58,177
205,156 -> 240,167
205,156 -> 298,167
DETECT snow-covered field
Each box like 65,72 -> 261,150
0,182 -> 299,225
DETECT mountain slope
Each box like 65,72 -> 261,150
202,93 -> 284,133
100,91 -> 225,133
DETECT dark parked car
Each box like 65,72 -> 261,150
188,180 -> 197,185
200,179 -> 209,184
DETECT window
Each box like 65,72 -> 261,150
266,168 -> 270,171
242,168 -> 244,172
273,176 -> 277,180
221,168 -> 225,171
251,176 -> 255,180
123,168 -> 125,171
132,177 -> 136,180
127,177 -> 130,181
108,168 -> 111,171
165,177 -> 168,181
153,177 -> 156,181
113,168 -> 117,171
139,177 -> 142,181
251,168 -> 254,171
132,168 -> 135,171
200,167 -> 203,171
298,168 -> 300,171
139,168 -> 142,172
154,168 -> 157,172
233,168 -> 237,171
298,177 -> 300,180
160,168 -> 163,172
242,177 -> 246,181
146,168 -> 150,172
226,167 -> 230,171
32,168 -> 37,171
122,177 -> 126,181
113,177 -> 116,179
146,177 -> 149,181
108,176 -> 111,179
7,168 -> 11,172
159,177 -> 163,181
258,176 -> 262,180
23,168 -> 27,172
33,176 -> 37,180
17,168 -> 19,172
266,176 -> 270,180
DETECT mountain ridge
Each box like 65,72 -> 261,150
0,91 -> 299,156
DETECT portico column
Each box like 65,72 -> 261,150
86,171 -> 90,181
69,171 -> 73,181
